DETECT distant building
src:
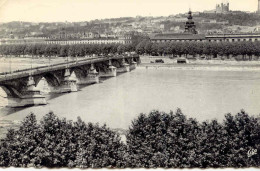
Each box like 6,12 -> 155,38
204,2 -> 230,14
0,32 -> 132,45
150,33 -> 205,42
160,24 -> 165,30
83,32 -> 100,39
173,17 -> 187,22
0,28 -> 131,45
0,37 -> 46,45
203,10 -> 216,14
216,3 -> 229,14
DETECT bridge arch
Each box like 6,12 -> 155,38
95,62 -> 109,73
35,73 -> 61,87
111,59 -> 121,68
0,85 -> 22,98
70,66 -> 90,79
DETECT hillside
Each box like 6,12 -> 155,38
0,12 -> 260,38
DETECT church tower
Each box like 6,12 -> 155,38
184,10 -> 198,34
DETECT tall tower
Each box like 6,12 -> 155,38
258,0 -> 260,13
184,10 -> 198,34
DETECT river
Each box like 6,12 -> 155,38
0,57 -> 260,134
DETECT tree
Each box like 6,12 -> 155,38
126,109 -> 200,168
117,45 -> 126,55
144,42 -> 152,55
0,112 -> 126,168
59,45 -> 69,57
74,122 -> 126,168
196,120 -> 227,168
135,40 -> 148,55
0,113 -> 40,167
223,110 -> 260,167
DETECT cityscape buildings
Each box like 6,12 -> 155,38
150,10 -> 260,43
0,32 -> 132,45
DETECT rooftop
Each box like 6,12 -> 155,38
150,33 -> 205,40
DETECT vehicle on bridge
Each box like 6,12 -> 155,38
155,59 -> 164,63
177,57 -> 187,63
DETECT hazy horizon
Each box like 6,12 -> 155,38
0,0 -> 258,23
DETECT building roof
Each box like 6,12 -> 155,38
150,33 -> 206,40
206,33 -> 260,38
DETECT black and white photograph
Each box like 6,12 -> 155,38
0,0 -> 260,169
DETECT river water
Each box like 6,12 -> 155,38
1,64 -> 260,131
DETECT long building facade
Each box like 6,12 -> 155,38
0,33 -> 132,45
150,33 -> 260,43
150,10 -> 260,43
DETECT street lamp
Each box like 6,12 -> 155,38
9,55 -> 12,73
31,53 -> 33,70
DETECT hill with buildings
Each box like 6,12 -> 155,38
0,11 -> 260,40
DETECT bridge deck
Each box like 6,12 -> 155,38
0,55 -> 136,82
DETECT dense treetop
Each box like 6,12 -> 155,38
0,109 -> 259,168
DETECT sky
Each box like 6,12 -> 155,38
0,0 -> 258,22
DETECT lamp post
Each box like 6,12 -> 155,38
9,55 -> 12,74
31,54 -> 33,71
67,55 -> 69,68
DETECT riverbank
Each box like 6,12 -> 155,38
140,56 -> 260,71
141,55 -> 260,65
138,64 -> 260,72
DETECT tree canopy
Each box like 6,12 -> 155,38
0,110 -> 259,168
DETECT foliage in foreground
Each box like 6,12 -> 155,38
126,109 -> 260,168
0,112 -> 125,168
0,109 -> 259,168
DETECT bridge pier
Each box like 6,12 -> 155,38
59,68 -> 77,93
130,58 -> 137,70
130,61 -> 137,70
117,58 -> 130,73
7,76 -> 47,107
77,64 -> 99,85
100,60 -> 117,77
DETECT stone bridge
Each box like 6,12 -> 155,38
0,55 -> 140,107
